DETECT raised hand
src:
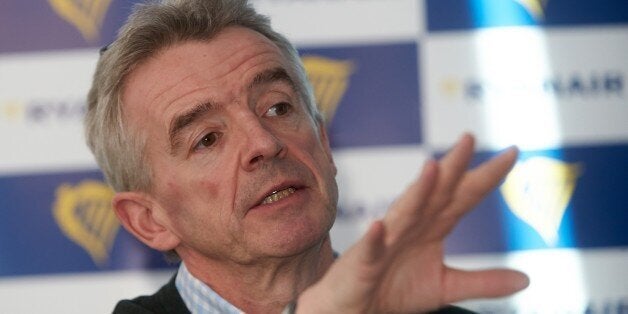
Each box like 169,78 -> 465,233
298,134 -> 529,313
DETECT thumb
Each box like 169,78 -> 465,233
443,268 -> 530,303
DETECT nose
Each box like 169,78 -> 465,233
238,117 -> 285,171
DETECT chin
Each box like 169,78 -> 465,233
256,218 -> 332,258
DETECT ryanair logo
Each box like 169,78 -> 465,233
302,56 -> 355,123
47,0 -> 113,42
440,72 -> 624,102
0,99 -> 85,124
1,100 -> 23,122
53,180 -> 119,265
500,157 -> 581,246
515,0 -> 549,21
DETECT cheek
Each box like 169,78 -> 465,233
176,167 -> 240,226
158,177 -> 228,240
172,176 -> 222,210
301,131 -> 334,171
154,149 -> 242,219
157,179 -> 192,219
155,170 -> 218,216
290,132 -> 337,186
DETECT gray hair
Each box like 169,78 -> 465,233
85,0 -> 317,192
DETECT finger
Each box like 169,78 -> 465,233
337,220 -> 387,283
383,159 -> 438,238
300,222 -> 387,313
439,133 -> 475,173
357,220 -> 385,265
447,146 -> 518,216
428,133 -> 476,211
443,267 -> 530,303
339,220 -> 385,266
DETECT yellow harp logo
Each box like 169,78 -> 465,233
500,157 -> 580,246
515,0 -> 549,21
48,0 -> 113,42
53,180 -> 119,265
302,56 -> 355,123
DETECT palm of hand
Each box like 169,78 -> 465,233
374,243 -> 446,312
299,134 -> 529,314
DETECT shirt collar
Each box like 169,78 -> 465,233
175,262 -> 245,314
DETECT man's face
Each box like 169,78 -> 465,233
121,27 -> 338,263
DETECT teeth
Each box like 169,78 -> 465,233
262,187 -> 296,204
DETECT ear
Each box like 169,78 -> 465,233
315,115 -> 337,174
112,192 -> 180,252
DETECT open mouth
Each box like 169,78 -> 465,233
261,187 -> 296,205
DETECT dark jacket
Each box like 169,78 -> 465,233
113,276 -> 189,314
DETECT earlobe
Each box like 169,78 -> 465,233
112,192 -> 180,252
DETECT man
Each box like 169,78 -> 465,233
85,0 -> 529,313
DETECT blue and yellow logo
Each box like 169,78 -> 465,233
53,180 -> 119,265
500,156 -> 580,246
302,55 -> 355,123
515,0 -> 548,21
48,0 -> 113,42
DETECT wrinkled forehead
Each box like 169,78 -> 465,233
123,27 -> 286,95
119,26 -> 300,133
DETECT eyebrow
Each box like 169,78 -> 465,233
168,101 -> 215,154
167,68 -> 297,154
247,67 -> 297,91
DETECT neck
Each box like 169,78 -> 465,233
179,235 -> 334,314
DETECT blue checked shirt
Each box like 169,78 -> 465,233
175,262 -> 245,314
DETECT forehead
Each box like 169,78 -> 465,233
123,26 -> 287,102
119,26 -> 296,156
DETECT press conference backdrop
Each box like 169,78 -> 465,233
1,0 -> 627,312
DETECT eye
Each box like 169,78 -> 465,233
194,132 -> 220,150
266,102 -> 291,117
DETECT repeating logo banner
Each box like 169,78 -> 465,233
500,156 -> 581,246
253,0 -> 421,45
299,43 -> 422,148
47,0 -> 113,42
0,50 -> 99,174
423,25 -> 628,150
444,143 -> 628,254
53,180 -> 119,265
0,0 -> 130,53
0,171 -> 171,277
426,0 -> 628,31
302,55 -> 355,124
